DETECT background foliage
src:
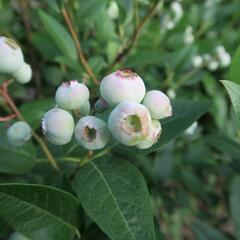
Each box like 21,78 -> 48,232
0,0 -> 240,239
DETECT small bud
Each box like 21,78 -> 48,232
143,90 -> 172,119
12,62 -> 32,84
7,121 -> 32,146
75,116 -> 110,150
100,69 -> 146,106
42,108 -> 74,145
55,80 -> 90,110
94,97 -> 109,113
0,36 -> 24,74
108,101 -> 152,146
9,232 -> 30,240
137,119 -> 162,149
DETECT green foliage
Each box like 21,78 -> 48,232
230,45 -> 240,83
221,80 -> 240,132
230,177 -> 240,240
191,221 -> 229,240
38,10 -> 77,61
74,158 -> 155,240
0,0 -> 240,239
0,184 -> 81,240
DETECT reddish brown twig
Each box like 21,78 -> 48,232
0,114 -> 17,122
106,0 -> 161,71
61,8 -> 99,86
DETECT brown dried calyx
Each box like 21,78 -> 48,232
83,125 -> 97,142
117,68 -> 138,78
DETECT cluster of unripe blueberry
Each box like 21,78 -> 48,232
42,68 -> 172,150
1,36 -> 172,150
0,36 -> 32,84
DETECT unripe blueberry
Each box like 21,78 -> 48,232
55,80 -> 90,110
75,116 -> 110,150
94,97 -> 109,113
143,90 -> 172,119
0,36 -> 24,74
100,68 -> 146,106
79,100 -> 91,116
137,119 -> 162,149
7,121 -> 32,146
12,62 -> 32,84
108,101 -> 152,146
9,232 -> 30,240
42,108 -> 74,145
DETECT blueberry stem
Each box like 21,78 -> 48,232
61,7 -> 99,86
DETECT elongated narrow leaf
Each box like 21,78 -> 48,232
0,184 -> 81,240
221,80 -> 240,130
191,221 -> 229,240
230,45 -> 240,84
116,99 -> 211,155
74,158 -> 156,240
230,177 -> 240,240
38,10 -> 77,61
205,134 -> 240,160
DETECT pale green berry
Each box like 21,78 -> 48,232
100,68 -> 146,106
55,80 -> 90,110
79,100 -> 91,116
12,62 -> 32,84
9,232 -> 30,240
143,90 -> 172,119
75,116 -> 110,150
108,101 -> 152,146
42,108 -> 74,145
7,121 -> 32,146
137,119 -> 162,149
0,36 -> 24,74
94,97 -> 109,113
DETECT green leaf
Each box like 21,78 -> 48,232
38,10 -> 77,61
0,125 -> 35,175
221,80 -> 240,131
230,177 -> 240,240
205,134 -> 240,160
181,170 -> 206,199
20,98 -> 54,130
116,99 -> 211,155
191,221 -> 229,240
42,0 -> 60,12
78,0 -> 107,19
74,158 -> 156,240
230,45 -> 240,84
0,184 -> 81,240
0,217 -> 10,238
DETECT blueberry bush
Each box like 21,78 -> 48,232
0,0 -> 240,239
